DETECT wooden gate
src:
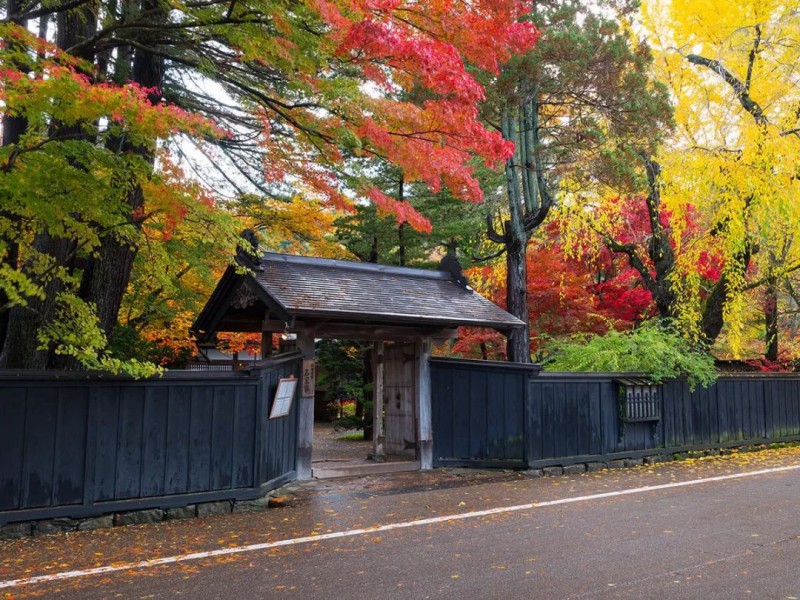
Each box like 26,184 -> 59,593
383,343 -> 417,458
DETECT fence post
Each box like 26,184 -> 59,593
372,341 -> 386,460
296,333 -> 315,479
253,368 -> 266,487
416,338 -> 433,469
523,373 -> 532,468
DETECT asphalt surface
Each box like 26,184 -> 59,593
3,449 -> 800,599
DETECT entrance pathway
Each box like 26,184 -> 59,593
312,422 -> 372,463
312,422 -> 419,478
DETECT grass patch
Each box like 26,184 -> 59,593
337,432 -> 365,442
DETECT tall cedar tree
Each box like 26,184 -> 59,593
480,0 -> 672,362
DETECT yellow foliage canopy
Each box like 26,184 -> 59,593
643,0 -> 800,354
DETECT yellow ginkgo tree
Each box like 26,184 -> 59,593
641,0 -> 800,357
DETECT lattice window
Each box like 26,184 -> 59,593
615,378 -> 661,422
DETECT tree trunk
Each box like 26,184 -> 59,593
79,0 -> 165,341
764,281 -> 779,361
0,0 -> 29,354
505,230 -> 530,363
1,235 -> 76,368
501,108 -> 531,363
0,2 -> 96,368
397,175 -> 406,266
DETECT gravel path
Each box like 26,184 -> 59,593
312,422 -> 372,463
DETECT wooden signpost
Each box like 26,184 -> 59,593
302,359 -> 315,397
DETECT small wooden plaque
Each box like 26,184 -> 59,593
302,360 -> 316,397
270,377 -> 297,419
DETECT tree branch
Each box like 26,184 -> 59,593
686,52 -> 767,125
486,213 -> 507,244
745,25 -> 762,93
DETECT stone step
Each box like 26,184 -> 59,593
312,460 -> 420,479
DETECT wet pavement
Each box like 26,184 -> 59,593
3,446 -> 800,598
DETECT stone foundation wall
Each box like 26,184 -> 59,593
522,443 -> 792,478
0,491 -> 290,540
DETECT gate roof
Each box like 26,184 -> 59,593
193,252 -> 523,340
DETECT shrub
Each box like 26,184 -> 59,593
542,321 -> 717,390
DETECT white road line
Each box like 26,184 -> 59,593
2,463 -> 799,590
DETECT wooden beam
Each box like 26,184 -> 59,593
415,337 -> 433,469
296,332 -> 315,480
261,319 -> 457,341
260,311 -> 274,358
260,332 -> 273,358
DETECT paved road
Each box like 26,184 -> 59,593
3,450 -> 800,599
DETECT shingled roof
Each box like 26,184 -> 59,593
194,253 -> 523,337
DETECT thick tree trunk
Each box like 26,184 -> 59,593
1,235 -> 76,368
501,108 -> 531,363
505,231 -> 530,363
0,0 -> 29,354
0,3 -> 96,368
80,0 -> 165,341
700,276 -> 727,345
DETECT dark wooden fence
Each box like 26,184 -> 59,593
0,352 -> 300,524
432,358 -> 535,468
431,358 -> 800,469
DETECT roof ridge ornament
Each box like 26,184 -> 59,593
437,251 -> 470,290
235,228 -> 262,272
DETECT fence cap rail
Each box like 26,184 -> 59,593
0,352 -> 303,383
0,368 -> 259,382
538,371 -> 800,381
430,357 -> 543,374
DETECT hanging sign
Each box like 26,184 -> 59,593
270,377 -> 297,419
302,360 -> 316,397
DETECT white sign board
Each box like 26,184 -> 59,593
270,377 -> 297,419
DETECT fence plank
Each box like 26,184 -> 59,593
52,388 -> 88,506
93,388 -> 120,502
599,382 -> 617,455
527,383 -> 543,462
115,387 -> 145,500
21,387 -> 59,508
0,388 -> 27,511
431,366 -> 452,461
468,369 -> 488,460
451,373 -> 471,460
165,386 -> 192,495
233,385 -> 256,488
188,386 -> 214,493
542,383 -> 556,459
211,385 -> 235,490
141,386 -> 168,497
